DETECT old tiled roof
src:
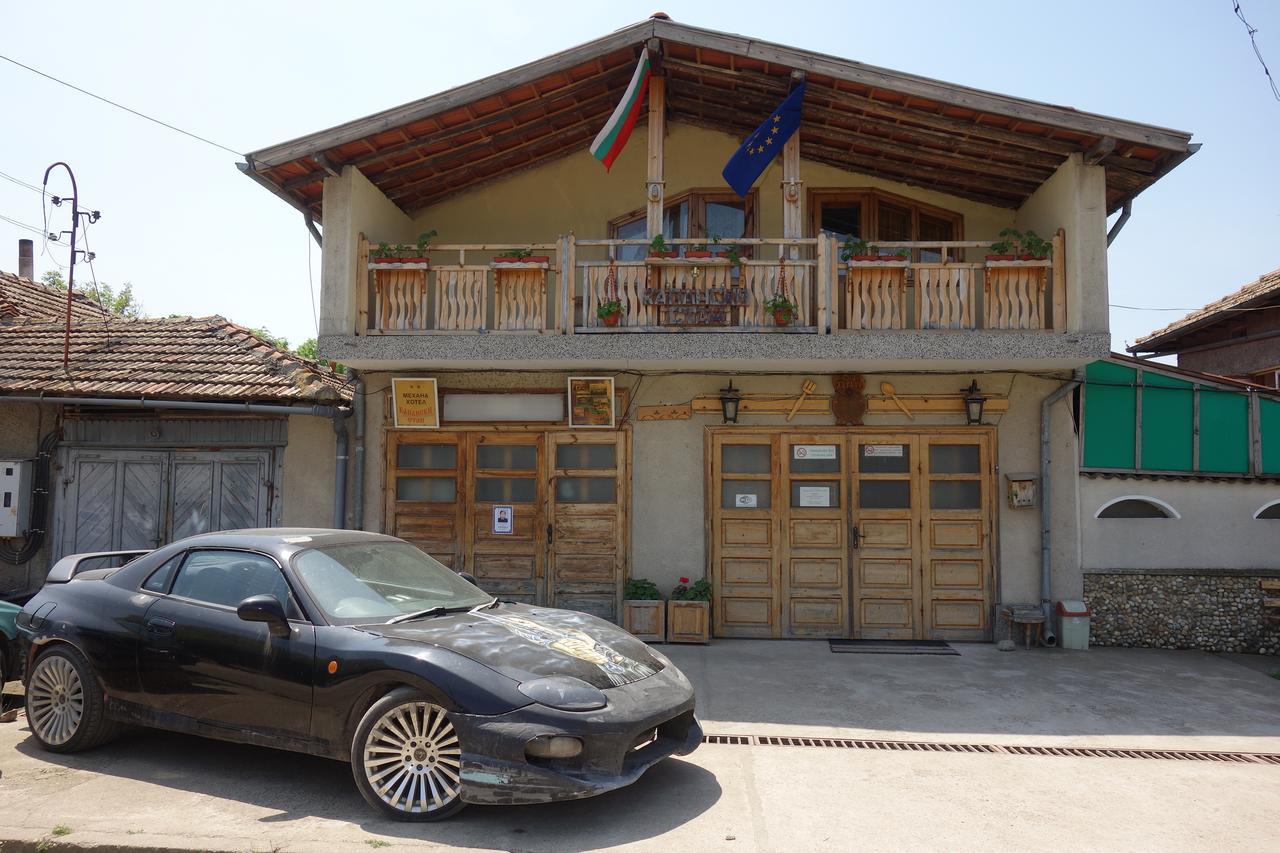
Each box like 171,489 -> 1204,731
1130,267 -> 1280,353
0,269 -> 112,325
0,316 -> 351,404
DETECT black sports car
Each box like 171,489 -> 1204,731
17,529 -> 701,820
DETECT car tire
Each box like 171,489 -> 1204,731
26,645 -> 122,753
350,688 -> 466,821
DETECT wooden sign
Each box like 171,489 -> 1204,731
391,378 -> 439,429
635,404 -> 693,421
568,376 -> 615,428
832,374 -> 866,426
644,286 -> 747,326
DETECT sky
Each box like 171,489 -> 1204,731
1,0 -> 1278,354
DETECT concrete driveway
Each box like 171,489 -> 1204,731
1,643 -> 1278,852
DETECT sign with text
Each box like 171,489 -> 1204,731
643,286 -> 748,326
391,378 -> 440,429
567,376 -> 615,428
492,505 -> 514,535
797,486 -> 832,507
793,445 -> 837,460
734,493 -> 758,508
863,444 -> 904,457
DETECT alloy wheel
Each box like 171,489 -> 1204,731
28,654 -> 84,746
362,701 -> 462,814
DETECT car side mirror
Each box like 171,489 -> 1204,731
237,594 -> 291,637
459,571 -> 480,587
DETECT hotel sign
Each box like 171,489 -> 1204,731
391,378 -> 440,429
643,286 -> 748,326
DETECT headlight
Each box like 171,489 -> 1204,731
518,676 -> 607,711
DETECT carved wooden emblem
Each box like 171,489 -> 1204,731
831,374 -> 866,426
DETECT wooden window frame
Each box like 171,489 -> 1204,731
608,187 -> 759,242
808,187 -> 963,260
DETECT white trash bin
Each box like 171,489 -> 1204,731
1057,600 -> 1091,650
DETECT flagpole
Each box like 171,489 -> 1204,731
645,41 -> 665,240
782,71 -> 805,261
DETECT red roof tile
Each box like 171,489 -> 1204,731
1131,267 -> 1280,352
0,269 -> 112,325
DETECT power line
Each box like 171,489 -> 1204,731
1111,303 -> 1278,313
0,53 -> 243,156
0,212 -> 47,236
1233,1 -> 1280,101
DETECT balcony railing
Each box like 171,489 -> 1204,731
356,231 -> 1065,336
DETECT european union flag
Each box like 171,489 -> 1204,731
722,82 -> 806,197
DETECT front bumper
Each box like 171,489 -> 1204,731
452,662 -> 701,806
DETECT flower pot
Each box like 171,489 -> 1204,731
493,255 -> 550,264
667,600 -> 710,644
985,254 -> 1015,262
601,312 -> 621,327
373,256 -> 429,265
648,251 -> 679,259
773,309 -> 793,327
684,250 -> 712,259
1018,254 -> 1047,262
623,600 -> 666,642
848,254 -> 879,262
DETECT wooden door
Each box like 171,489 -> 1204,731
921,435 -> 993,640
850,436 -> 921,639
780,434 -> 849,637
710,433 -> 778,638
466,434 -> 545,604
386,432 -> 465,568
547,432 -> 628,622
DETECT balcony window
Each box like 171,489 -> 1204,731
610,188 -> 756,260
812,188 -> 961,262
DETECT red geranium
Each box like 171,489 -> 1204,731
679,577 -> 690,584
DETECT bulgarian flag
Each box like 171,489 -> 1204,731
589,51 -> 651,171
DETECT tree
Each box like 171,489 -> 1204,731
42,270 -> 144,319
294,338 -> 319,360
250,327 -> 289,350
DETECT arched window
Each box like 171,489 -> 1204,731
1095,496 -> 1180,519
1254,500 -> 1280,520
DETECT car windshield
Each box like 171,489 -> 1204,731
292,541 -> 491,625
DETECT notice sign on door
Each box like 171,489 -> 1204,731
492,505 -> 514,535
391,378 -> 440,429
797,486 -> 831,507
734,493 -> 758,508
793,445 -> 837,460
863,444 -> 904,457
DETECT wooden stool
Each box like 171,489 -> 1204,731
1003,607 -> 1046,649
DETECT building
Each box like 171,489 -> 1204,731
1128,267 -> 1280,387
243,16 -> 1199,641
0,262 -> 353,598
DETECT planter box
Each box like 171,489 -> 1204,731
667,600 -> 710,644
623,600 -> 666,642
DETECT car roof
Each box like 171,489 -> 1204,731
175,528 -> 400,556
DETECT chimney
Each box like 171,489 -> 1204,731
18,239 -> 34,280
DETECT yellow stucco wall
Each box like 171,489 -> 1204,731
404,123 -> 1015,247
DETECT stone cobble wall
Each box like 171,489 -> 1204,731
1084,571 -> 1280,655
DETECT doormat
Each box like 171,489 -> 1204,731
828,639 -> 959,655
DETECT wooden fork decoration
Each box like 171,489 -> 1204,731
787,379 -> 818,422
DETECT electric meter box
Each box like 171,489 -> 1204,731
0,460 -> 33,538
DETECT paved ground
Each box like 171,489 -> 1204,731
1,643 -> 1278,852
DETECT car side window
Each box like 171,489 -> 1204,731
169,550 -> 297,616
141,553 -> 185,593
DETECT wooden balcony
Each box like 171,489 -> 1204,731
356,231 -> 1066,336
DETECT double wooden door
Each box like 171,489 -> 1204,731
386,430 -> 627,622
710,429 -> 994,640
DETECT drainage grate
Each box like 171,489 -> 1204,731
702,733 -> 1280,765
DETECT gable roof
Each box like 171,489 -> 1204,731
0,269 -> 113,325
244,17 -> 1195,220
0,315 -> 351,404
1129,266 -> 1280,355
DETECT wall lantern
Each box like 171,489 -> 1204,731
962,380 -> 985,425
719,380 -> 742,424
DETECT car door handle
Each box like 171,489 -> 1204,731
146,617 -> 176,636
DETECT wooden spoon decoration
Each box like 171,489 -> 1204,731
787,379 -> 818,422
879,381 -> 915,420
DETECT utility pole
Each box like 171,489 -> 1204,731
42,162 -> 100,370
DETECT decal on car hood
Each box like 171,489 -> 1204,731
469,610 -> 655,687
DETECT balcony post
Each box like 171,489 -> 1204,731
646,49 -> 665,240
1052,228 -> 1066,331
560,233 -> 576,334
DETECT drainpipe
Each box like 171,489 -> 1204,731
0,395 -> 347,419
332,411 -> 349,529
350,370 -> 366,531
1039,370 -> 1082,646
1106,201 -> 1132,247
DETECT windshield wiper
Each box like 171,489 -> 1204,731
386,606 -> 448,625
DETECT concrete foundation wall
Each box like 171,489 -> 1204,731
282,414 -> 338,528
1080,477 -> 1280,570
356,370 -> 1080,605
0,402 -> 57,597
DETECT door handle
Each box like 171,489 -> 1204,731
546,523 -> 554,545
146,616 -> 176,636
850,525 -> 860,550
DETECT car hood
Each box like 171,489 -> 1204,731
360,602 -> 664,690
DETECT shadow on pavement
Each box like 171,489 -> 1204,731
14,726 -> 721,851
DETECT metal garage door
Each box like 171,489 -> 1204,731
58,447 -> 274,557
